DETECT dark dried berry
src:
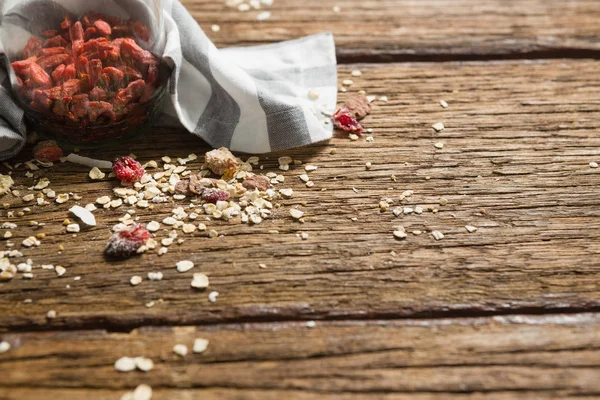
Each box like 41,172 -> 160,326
33,140 -> 63,162
112,156 -> 145,183
333,108 -> 363,134
242,175 -> 270,192
174,179 -> 190,194
201,188 -> 230,203
104,224 -> 150,259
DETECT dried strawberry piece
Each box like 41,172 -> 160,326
29,63 -> 52,88
60,15 -> 74,31
88,59 -> 102,88
44,35 -> 67,48
84,27 -> 98,41
52,97 -> 71,117
70,94 -> 89,119
117,65 -> 142,81
51,64 -> 66,84
106,38 -> 124,60
87,101 -> 115,122
38,53 -> 70,70
22,37 -> 41,59
104,224 -> 150,259
80,38 -> 113,60
174,180 -> 190,194
42,29 -> 59,38
89,86 -> 107,101
332,108 -> 363,134
11,57 -> 37,79
76,55 -> 89,76
114,79 -> 145,106
63,63 -> 76,80
93,20 -> 112,36
69,21 -> 84,43
120,38 -> 145,60
201,188 -> 231,203
189,175 -> 218,195
113,156 -> 145,183
242,175 -> 271,192
102,66 -> 125,85
32,89 -> 53,110
41,47 -> 65,57
33,140 -> 63,162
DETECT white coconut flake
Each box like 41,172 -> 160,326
66,153 -> 112,169
432,122 -> 445,132
173,344 -> 188,357
191,273 -> 209,289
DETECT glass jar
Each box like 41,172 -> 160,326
1,0 -> 168,146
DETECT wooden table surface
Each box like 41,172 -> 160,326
1,1 -> 600,399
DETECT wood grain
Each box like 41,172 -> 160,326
1,314 -> 599,398
1,59 -> 600,331
183,0 -> 600,61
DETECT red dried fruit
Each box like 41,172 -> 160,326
76,55 -> 89,76
87,101 -> 115,122
114,79 -> 145,106
29,63 -> 52,88
51,64 -> 66,84
117,65 -> 143,81
242,175 -> 271,192
174,180 -> 190,194
93,20 -> 112,36
11,57 -> 37,79
41,47 -> 66,57
38,54 -> 70,69
133,21 -> 150,42
69,21 -> 84,43
33,140 -> 63,162
88,59 -> 103,88
201,188 -> 231,203
104,224 -> 150,259
332,108 -> 363,134
84,27 -> 98,41
89,86 -> 107,101
22,37 -> 41,58
63,63 -> 76,80
112,156 -> 145,183
60,15 -> 74,31
43,35 -> 67,48
42,30 -> 59,38
102,66 -> 125,84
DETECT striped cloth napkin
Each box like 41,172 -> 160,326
0,0 -> 337,160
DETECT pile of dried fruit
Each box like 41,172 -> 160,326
11,12 -> 160,125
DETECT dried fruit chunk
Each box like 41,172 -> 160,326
343,94 -> 372,121
205,147 -> 241,176
114,79 -> 145,106
33,140 -> 63,162
332,108 -> 363,134
93,20 -> 112,36
29,63 -> 52,88
38,53 -> 70,69
113,156 -> 145,183
0,174 -> 15,196
201,188 -> 230,203
22,37 -> 42,58
242,175 -> 271,192
105,224 -> 150,259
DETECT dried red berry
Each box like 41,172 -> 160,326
112,156 -> 145,183
93,20 -> 112,36
104,224 -> 150,259
201,188 -> 231,203
33,140 -> 63,162
332,108 -> 363,134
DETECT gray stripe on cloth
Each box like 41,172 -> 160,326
257,92 -> 311,151
171,2 -> 240,149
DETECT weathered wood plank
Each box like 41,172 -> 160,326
183,0 -> 600,61
1,59 -> 600,331
1,314 -> 599,398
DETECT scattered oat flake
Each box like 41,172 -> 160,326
46,310 -> 57,319
290,208 -> 304,219
146,221 -> 160,232
115,357 -> 136,372
130,276 -> 142,286
434,142 -> 444,149
259,263 -> 267,269
55,193 -> 69,204
96,196 -> 111,205
431,231 -> 445,240
393,230 -> 407,240
432,122 -> 445,132
176,260 -> 194,273
440,100 -> 449,108
0,341 -> 10,353
69,205 -> 96,226
333,5 -> 341,12
134,357 -> 154,372
465,225 -> 478,233
208,291 -> 219,303
351,70 -> 362,77
89,167 -> 106,180
55,266 -> 66,277
173,344 -> 188,357
211,24 -> 220,32
257,11 -> 271,20
148,272 -> 163,281
589,162 -> 599,168
66,223 -> 80,233
191,273 -> 209,289
193,338 -> 209,354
